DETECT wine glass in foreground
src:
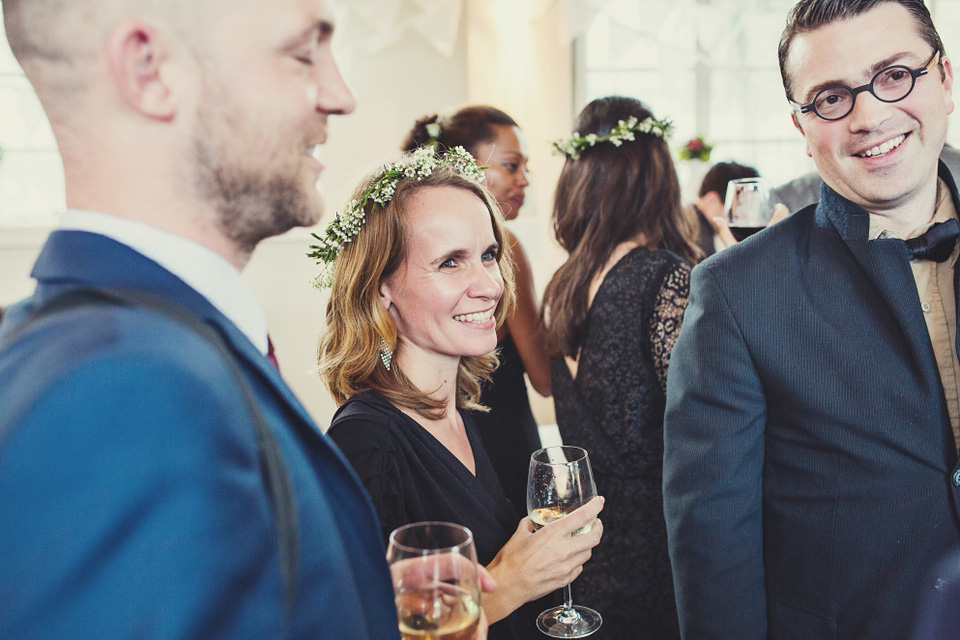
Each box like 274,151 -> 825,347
387,521 -> 481,640
724,177 -> 774,241
528,445 -> 601,638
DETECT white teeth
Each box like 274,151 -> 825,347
454,309 -> 494,323
859,134 -> 906,157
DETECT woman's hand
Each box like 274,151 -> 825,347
714,202 -> 790,248
482,496 -> 604,624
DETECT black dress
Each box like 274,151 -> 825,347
472,334 -> 542,516
551,248 -> 690,640
327,390 -> 522,640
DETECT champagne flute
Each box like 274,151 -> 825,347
387,521 -> 482,640
724,177 -> 774,241
527,445 -> 601,638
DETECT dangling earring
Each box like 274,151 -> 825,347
379,338 -> 393,371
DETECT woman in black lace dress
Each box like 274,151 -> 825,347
542,96 -> 703,639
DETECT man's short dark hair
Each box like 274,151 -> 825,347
699,162 -> 760,198
778,0 -> 944,101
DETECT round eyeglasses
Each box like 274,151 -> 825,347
791,51 -> 941,121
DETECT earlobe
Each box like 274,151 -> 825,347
105,20 -> 177,121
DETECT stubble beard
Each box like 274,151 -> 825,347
191,93 -> 322,258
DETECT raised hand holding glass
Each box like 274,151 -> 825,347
527,445 -> 601,638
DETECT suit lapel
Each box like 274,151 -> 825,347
818,187 -> 939,379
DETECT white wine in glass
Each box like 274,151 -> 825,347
527,445 -> 601,638
387,521 -> 481,640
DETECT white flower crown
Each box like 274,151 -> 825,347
308,146 -> 485,289
552,115 -> 674,160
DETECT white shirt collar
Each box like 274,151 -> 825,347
58,209 -> 269,355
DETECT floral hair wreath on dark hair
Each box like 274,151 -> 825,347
307,146 -> 485,289
552,115 -> 674,160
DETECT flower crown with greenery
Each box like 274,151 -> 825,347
551,115 -> 674,160
308,146 -> 485,289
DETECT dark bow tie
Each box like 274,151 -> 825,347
904,218 -> 960,263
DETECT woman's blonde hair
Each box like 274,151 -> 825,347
319,164 -> 515,420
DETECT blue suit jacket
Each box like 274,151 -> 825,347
0,231 -> 399,639
913,550 -> 960,640
664,163 -> 960,640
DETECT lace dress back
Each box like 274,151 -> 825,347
551,247 -> 690,640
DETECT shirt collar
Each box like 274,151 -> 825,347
58,209 -> 269,354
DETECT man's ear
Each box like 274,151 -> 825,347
105,20 -> 178,121
941,55 -> 955,116
791,112 -> 813,158
791,112 -> 804,135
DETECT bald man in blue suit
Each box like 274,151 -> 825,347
0,0 -> 400,638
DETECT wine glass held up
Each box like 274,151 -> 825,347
387,522 -> 484,640
528,445 -> 603,638
724,177 -> 777,242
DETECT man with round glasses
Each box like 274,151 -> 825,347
663,1 -> 959,639
792,50 -> 941,121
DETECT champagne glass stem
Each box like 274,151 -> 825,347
557,584 -> 580,625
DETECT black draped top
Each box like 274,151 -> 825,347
327,390 -> 519,567
328,391 -> 523,639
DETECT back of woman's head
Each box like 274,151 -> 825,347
544,96 -> 699,357
318,154 -> 515,419
402,105 -> 518,156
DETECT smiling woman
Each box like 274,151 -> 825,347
315,147 -> 605,640
403,106 -> 550,522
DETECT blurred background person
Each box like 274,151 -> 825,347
316,148 -> 603,640
542,95 -> 701,639
404,106 -> 550,517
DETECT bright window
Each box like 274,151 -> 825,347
0,10 -> 63,228
576,0 -> 960,193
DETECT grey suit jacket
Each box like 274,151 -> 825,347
664,163 -> 960,640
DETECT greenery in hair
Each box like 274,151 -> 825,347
552,115 -> 674,160
308,146 -> 485,289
